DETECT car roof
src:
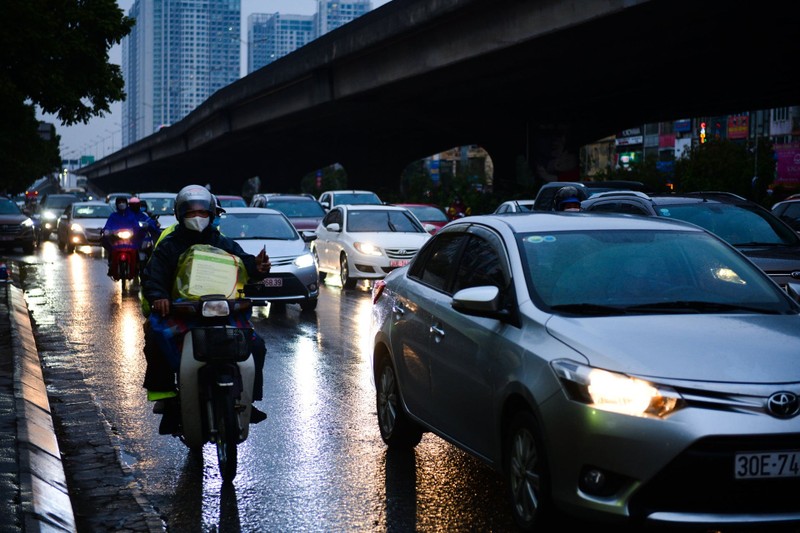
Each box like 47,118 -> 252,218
71,201 -> 109,206
457,212 -> 706,234
338,204 -> 409,211
264,195 -> 317,201
221,207 -> 284,215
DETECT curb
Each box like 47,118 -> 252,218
8,283 -> 76,533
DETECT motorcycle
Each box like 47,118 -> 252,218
104,227 -> 139,290
168,294 -> 257,483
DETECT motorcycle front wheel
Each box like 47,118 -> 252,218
214,392 -> 239,483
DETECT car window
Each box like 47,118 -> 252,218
322,208 -> 341,227
776,202 -> 800,230
587,201 -> 649,215
43,195 -> 78,210
659,203 -> 796,245
219,213 -> 297,240
0,199 -> 22,214
333,192 -> 381,206
346,210 -> 423,232
267,200 -> 324,217
520,229 -> 787,311
410,233 -> 467,292
143,197 -> 175,216
74,205 -> 113,218
452,236 -> 505,293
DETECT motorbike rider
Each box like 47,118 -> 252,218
101,196 -> 141,276
447,195 -> 471,220
140,185 -> 271,434
553,185 -> 583,212
128,197 -> 162,261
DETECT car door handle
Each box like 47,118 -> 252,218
429,324 -> 445,337
391,304 -> 405,316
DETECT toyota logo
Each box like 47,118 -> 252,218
767,391 -> 800,418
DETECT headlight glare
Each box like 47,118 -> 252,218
70,223 -> 83,232
552,359 -> 682,417
202,300 -> 230,317
354,241 -> 382,256
294,253 -> 315,268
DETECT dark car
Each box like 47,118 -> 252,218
532,180 -> 651,211
253,194 -> 326,232
581,190 -> 800,288
0,196 -> 36,254
36,193 -> 80,241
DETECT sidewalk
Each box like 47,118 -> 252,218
1,265 -> 76,532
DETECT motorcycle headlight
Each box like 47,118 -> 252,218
294,252 -> 315,268
551,359 -> 683,418
202,300 -> 230,317
353,241 -> 383,256
117,229 -> 133,240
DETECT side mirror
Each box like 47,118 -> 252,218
423,223 -> 437,233
301,231 -> 318,242
325,222 -> 341,232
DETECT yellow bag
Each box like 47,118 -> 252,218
172,244 -> 248,299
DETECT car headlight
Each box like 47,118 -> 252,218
70,223 -> 83,232
42,211 -> 57,220
294,252 -> 315,268
353,241 -> 383,256
551,359 -> 683,418
21,218 -> 33,227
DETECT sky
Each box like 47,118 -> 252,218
43,0 -> 391,162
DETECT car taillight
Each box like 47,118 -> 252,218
119,253 -> 127,261
372,280 -> 386,305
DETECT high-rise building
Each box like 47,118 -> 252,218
316,1 -> 371,36
247,1 -> 372,75
247,13 -> 314,74
122,0 -> 241,148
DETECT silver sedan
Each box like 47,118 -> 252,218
371,211 -> 800,530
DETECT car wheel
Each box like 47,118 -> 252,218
504,411 -> 552,531
375,354 -> 423,448
340,253 -> 356,289
300,298 -> 318,312
56,237 -> 65,251
66,241 -> 75,253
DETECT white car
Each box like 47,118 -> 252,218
312,204 -> 431,288
137,192 -> 177,229
493,198 -> 535,214
219,207 -> 319,311
317,189 -> 382,211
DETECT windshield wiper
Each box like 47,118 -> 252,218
624,301 -> 780,314
549,303 -> 628,316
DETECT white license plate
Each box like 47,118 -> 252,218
735,451 -> 800,479
390,260 -> 409,267
261,277 -> 283,287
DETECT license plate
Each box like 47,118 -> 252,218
390,260 -> 409,267
735,451 -> 800,479
261,277 -> 283,287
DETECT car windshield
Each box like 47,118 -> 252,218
267,200 -> 324,218
219,212 -> 298,240
346,209 -> 425,232
519,229 -> 794,315
143,197 -> 176,216
219,197 -> 247,207
0,199 -> 22,215
333,193 -> 381,206
406,205 -> 448,222
43,196 -> 78,210
655,202 -> 799,246
73,204 -> 113,218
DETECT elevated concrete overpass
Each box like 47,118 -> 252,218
78,0 -> 800,196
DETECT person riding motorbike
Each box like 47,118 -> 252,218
101,196 -> 142,276
140,185 -> 271,434
553,185 -> 582,212
128,196 -> 162,264
447,195 -> 471,220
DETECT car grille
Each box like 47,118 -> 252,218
0,223 -> 24,236
628,433 -> 800,519
385,248 -> 419,260
84,228 -> 103,241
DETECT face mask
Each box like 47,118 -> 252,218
184,216 -> 210,232
117,202 -> 127,212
